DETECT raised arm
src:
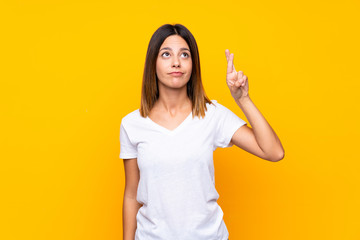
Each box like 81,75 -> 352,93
225,49 -> 285,162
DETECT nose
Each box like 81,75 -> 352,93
172,57 -> 180,68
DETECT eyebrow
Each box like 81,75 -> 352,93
159,47 -> 190,52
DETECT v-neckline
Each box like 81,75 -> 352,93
146,111 -> 193,136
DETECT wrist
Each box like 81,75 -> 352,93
235,95 -> 251,105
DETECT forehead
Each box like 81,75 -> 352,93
160,35 -> 189,49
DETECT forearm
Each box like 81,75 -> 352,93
123,195 -> 142,240
235,96 -> 284,160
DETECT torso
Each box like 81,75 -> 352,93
148,101 -> 193,131
119,99 -> 245,239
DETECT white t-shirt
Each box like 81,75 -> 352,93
119,100 -> 247,240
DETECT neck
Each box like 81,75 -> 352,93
155,85 -> 192,115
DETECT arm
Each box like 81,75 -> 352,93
123,158 -> 142,240
231,96 -> 285,161
225,49 -> 285,162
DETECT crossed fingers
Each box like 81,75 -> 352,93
225,49 -> 247,87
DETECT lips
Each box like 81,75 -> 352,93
169,72 -> 183,77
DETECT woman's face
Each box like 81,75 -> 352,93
156,35 -> 192,90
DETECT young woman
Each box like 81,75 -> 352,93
120,23 -> 284,240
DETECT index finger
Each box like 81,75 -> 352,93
225,49 -> 230,61
225,49 -> 236,72
227,52 -> 234,74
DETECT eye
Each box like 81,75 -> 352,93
161,52 -> 170,57
181,52 -> 190,58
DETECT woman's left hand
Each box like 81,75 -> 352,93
225,49 -> 249,100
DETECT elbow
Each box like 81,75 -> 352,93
267,150 -> 285,162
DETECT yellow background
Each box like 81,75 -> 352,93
1,0 -> 359,239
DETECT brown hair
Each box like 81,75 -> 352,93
139,23 -> 213,119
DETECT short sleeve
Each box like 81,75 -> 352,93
119,121 -> 138,159
213,102 -> 247,149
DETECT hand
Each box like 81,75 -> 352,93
225,49 -> 249,100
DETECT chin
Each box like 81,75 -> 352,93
158,77 -> 190,90
169,83 -> 187,89
166,78 -> 188,86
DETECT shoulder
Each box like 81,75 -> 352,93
122,109 -> 140,121
121,109 -> 143,127
201,99 -> 224,120
206,100 -> 237,121
207,99 -> 227,112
